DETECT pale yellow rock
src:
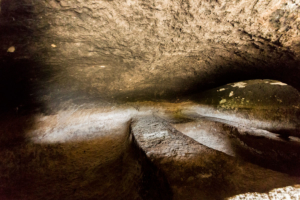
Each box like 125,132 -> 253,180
7,46 -> 15,53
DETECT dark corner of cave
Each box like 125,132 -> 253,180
1,0 -> 300,199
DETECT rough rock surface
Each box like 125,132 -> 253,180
0,114 -> 171,200
2,0 -> 300,110
173,117 -> 300,176
0,102 -> 299,199
187,79 -> 300,137
1,0 -> 300,199
131,115 -> 300,199
228,185 -> 300,200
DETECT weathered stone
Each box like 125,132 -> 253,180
1,0 -> 300,199
131,115 -> 300,199
186,79 -> 300,137
2,0 -> 300,108
173,117 -> 300,176
228,185 -> 300,200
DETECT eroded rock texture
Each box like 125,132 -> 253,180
1,0 -> 300,109
1,0 -> 300,199
131,116 -> 300,199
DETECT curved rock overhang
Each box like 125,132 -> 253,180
1,0 -> 300,110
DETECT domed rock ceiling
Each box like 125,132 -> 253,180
0,0 -> 300,199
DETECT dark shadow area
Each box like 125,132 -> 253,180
130,129 -> 173,200
0,0 -> 49,148
269,128 -> 300,139
182,59 -> 300,101
113,57 -> 300,103
0,58 -> 50,114
222,124 -> 300,176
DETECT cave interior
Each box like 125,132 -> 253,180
1,0 -> 300,199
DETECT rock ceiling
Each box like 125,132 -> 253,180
1,0 -> 300,106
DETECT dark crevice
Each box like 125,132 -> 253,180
129,127 -> 173,200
